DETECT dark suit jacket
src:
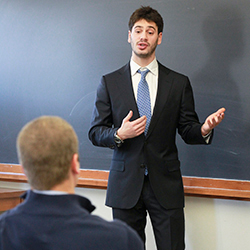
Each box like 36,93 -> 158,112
89,62 -> 212,210
0,190 -> 143,250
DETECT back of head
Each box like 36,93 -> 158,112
128,6 -> 164,33
16,116 -> 78,190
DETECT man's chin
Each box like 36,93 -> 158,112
135,51 -> 152,59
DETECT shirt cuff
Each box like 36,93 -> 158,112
202,130 -> 212,144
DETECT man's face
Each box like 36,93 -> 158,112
128,19 -> 162,60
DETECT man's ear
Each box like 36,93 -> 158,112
21,166 -> 34,189
71,153 -> 80,174
21,165 -> 27,177
157,32 -> 163,45
128,30 -> 131,43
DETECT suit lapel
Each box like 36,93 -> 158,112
117,63 -> 140,118
147,63 -> 173,137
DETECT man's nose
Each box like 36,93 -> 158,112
140,31 -> 148,40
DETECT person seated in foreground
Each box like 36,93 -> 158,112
0,116 -> 143,250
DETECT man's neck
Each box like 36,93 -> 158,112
50,179 -> 76,194
131,53 -> 156,67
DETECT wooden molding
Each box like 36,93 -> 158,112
183,176 -> 250,201
0,188 -> 24,211
0,164 -> 249,201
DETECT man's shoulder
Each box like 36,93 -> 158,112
103,63 -> 130,78
90,217 -> 143,249
158,61 -> 188,80
90,214 -> 134,234
0,204 -> 22,226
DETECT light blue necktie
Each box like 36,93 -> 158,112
137,69 -> 151,135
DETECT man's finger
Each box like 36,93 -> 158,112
123,110 -> 133,122
132,115 -> 147,125
216,107 -> 226,115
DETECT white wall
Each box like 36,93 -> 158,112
1,181 -> 250,250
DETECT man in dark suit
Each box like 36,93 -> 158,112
0,116 -> 143,250
89,6 -> 225,250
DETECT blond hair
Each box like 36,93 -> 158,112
17,116 -> 78,190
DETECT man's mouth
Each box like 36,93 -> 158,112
137,42 -> 149,50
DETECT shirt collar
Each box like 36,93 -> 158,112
33,189 -> 68,195
130,58 -> 158,76
21,190 -> 96,213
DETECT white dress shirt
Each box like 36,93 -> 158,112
130,58 -> 158,115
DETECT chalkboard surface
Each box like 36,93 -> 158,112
1,1 -> 250,180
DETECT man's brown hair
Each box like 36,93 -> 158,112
128,6 -> 164,34
17,116 -> 78,190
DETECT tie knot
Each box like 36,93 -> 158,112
138,69 -> 150,79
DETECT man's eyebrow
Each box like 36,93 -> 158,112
133,25 -> 156,30
133,25 -> 143,29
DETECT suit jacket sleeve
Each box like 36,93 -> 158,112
177,77 -> 213,144
88,75 -> 116,149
